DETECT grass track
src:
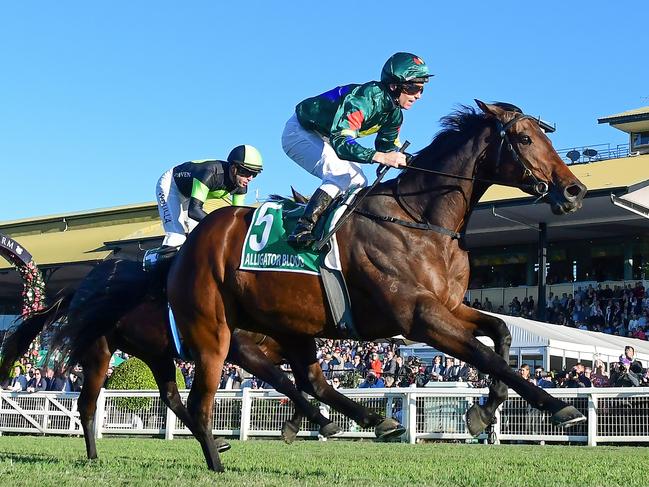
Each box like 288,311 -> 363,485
0,436 -> 647,486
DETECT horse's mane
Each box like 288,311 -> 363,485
416,102 -> 522,163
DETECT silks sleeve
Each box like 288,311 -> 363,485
231,193 -> 245,206
188,178 -> 209,222
375,109 -> 403,153
329,97 -> 377,164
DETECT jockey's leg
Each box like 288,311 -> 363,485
282,114 -> 367,248
157,173 -> 187,248
288,188 -> 333,247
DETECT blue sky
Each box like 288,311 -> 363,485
1,1 -> 647,221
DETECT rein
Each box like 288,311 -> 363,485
357,113 -> 549,239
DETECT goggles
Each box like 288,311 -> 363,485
401,82 -> 425,96
236,166 -> 260,178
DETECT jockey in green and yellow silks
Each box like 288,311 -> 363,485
282,52 -> 432,248
156,145 -> 263,247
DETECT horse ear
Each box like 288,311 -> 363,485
291,186 -> 309,204
475,99 -> 506,119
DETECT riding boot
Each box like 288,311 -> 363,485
287,188 -> 333,249
143,245 -> 180,272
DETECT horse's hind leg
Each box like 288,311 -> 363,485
408,296 -> 585,433
279,336 -> 404,440
77,338 -> 112,460
454,306 -> 511,435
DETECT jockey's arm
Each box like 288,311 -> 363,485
231,193 -> 245,206
330,97 -> 405,168
188,178 -> 209,222
329,97 -> 378,164
375,109 -> 403,153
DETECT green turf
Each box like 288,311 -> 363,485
0,436 -> 647,486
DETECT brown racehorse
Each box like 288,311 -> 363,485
0,259 -> 397,459
166,101 -> 588,471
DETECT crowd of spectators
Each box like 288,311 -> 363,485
2,356 -> 84,393
469,282 -> 649,341
4,284 -> 649,393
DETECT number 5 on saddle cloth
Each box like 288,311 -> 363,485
240,190 -> 362,338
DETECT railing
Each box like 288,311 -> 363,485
557,143 -> 630,165
2,387 -> 649,446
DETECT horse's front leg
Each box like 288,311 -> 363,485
453,305 -> 511,435
280,336 -> 405,441
226,332 -> 339,443
184,323 -> 231,472
147,357 -> 231,453
407,294 -> 585,432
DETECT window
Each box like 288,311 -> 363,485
522,354 -> 543,370
632,131 -> 649,150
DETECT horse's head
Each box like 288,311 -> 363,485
476,99 -> 587,215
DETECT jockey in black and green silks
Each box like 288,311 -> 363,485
282,52 -> 432,248
156,144 -> 263,247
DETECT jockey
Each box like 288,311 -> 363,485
282,52 -> 431,248
156,144 -> 263,248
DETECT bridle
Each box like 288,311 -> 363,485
403,113 -> 550,197
494,113 -> 549,197
355,113 -> 551,240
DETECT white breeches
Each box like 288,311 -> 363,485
156,169 -> 198,247
281,113 -> 368,198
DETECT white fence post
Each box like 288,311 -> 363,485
239,388 -> 252,441
95,388 -> 106,440
407,391 -> 417,444
165,404 -> 176,440
587,392 -> 597,447
492,405 -> 501,444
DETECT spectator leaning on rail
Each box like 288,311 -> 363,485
155,145 -> 263,249
26,368 -> 47,393
281,52 -> 432,248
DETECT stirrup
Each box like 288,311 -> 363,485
287,227 -> 316,249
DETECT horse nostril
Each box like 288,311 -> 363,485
564,184 -> 584,200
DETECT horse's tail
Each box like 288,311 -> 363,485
49,259 -> 161,366
0,292 -> 73,381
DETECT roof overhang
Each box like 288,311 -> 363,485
598,107 -> 649,134
467,181 -> 649,248
611,185 -> 649,220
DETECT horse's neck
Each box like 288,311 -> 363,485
398,129 -> 491,231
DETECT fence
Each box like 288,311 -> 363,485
1,387 -> 649,446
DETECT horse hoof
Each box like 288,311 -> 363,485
319,422 -> 342,438
465,404 -> 489,437
281,420 -> 300,444
551,405 -> 586,428
215,438 -> 231,453
374,418 -> 406,441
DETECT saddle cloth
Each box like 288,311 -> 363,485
239,189 -> 361,275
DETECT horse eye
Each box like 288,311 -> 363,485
520,135 -> 532,145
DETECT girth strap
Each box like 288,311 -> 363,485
354,209 -> 463,240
